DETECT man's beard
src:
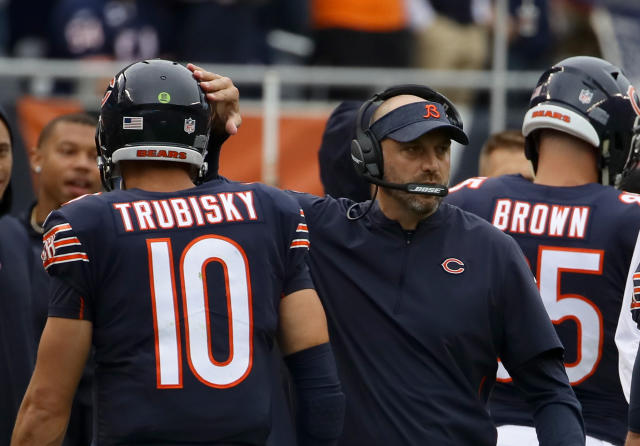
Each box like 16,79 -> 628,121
385,186 -> 442,218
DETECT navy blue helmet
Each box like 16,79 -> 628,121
96,59 -> 211,190
522,56 -> 640,185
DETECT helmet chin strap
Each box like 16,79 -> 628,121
97,155 -> 113,191
601,165 -> 609,186
198,161 -> 208,181
601,139 -> 610,186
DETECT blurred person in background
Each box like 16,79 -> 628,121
310,0 -> 413,68
27,113 -> 101,340
414,0 -> 491,105
26,112 -> 101,446
309,0 -> 413,99
49,0 -> 173,61
48,0 -> 174,96
550,0 -> 601,61
0,107 -> 36,445
318,101 -> 371,201
478,129 -> 533,180
6,0 -> 53,58
171,0 -> 308,65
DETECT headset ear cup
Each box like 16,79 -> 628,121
351,140 -> 367,174
363,129 -> 382,178
353,128 -> 382,178
355,83 -> 466,181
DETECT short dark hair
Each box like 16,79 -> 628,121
36,112 -> 98,149
481,130 -> 525,157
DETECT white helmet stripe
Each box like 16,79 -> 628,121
112,146 -> 204,167
522,104 -> 600,147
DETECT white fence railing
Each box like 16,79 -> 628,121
0,57 -> 544,185
0,0 -> 543,186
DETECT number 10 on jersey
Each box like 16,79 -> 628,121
147,236 -> 254,389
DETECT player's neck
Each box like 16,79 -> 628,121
120,162 -> 196,192
33,194 -> 60,229
533,140 -> 598,187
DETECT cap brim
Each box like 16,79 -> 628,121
387,121 -> 469,145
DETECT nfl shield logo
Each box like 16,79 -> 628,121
579,89 -> 593,105
184,118 -> 196,134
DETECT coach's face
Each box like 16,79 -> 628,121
380,129 -> 451,219
0,120 -> 12,201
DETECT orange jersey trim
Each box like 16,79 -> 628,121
43,223 -> 72,240
44,252 -> 89,269
54,237 -> 81,249
290,239 -> 310,249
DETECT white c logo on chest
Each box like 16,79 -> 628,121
441,258 -> 465,274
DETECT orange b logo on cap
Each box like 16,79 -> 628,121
424,104 -> 440,119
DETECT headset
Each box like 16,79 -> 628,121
346,85 -> 465,220
350,84 -> 464,195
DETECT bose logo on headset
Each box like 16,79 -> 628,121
409,185 -> 444,194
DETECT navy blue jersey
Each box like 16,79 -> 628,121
42,178 -> 313,445
22,202 -> 96,446
22,202 -> 49,344
446,174 -> 640,444
290,192 -> 561,446
0,215 -> 36,445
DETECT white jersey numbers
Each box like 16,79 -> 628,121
147,236 -> 253,389
537,246 -> 603,384
498,246 -> 603,385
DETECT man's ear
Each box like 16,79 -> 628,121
30,146 -> 43,173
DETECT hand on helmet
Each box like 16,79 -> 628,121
188,63 -> 241,136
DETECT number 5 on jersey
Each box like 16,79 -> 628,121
497,247 -> 603,385
147,236 -> 253,389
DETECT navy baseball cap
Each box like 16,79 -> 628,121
370,101 -> 469,145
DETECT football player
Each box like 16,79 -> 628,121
0,106 -> 36,445
11,60 -> 344,445
615,118 -> 640,446
446,56 -> 640,445
23,112 -> 101,445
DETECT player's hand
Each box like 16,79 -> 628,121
188,63 -> 241,136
